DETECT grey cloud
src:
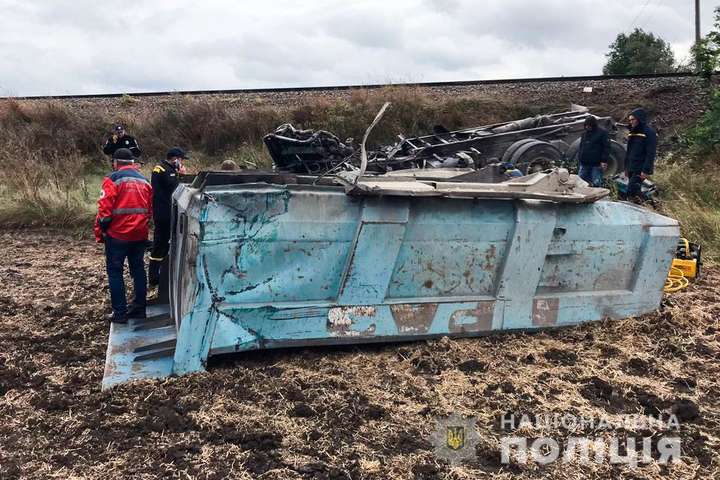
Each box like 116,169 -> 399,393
0,0 -> 713,96
319,7 -> 404,49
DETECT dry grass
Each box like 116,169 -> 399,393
0,140 -> 98,227
653,156 -> 720,261
1,89 -> 719,251
0,90 -> 537,228
0,88 -> 533,169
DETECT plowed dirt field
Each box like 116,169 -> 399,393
0,230 -> 718,479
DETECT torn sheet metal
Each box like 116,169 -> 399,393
336,168 -> 609,203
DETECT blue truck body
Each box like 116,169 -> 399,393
102,172 -> 678,389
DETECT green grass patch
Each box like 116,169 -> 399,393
654,157 -> 720,262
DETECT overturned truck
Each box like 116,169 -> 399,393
263,106 -> 628,176
102,165 -> 678,389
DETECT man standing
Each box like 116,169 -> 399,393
624,108 -> 657,200
149,147 -> 188,287
103,124 -> 142,159
95,148 -> 152,323
576,116 -> 609,187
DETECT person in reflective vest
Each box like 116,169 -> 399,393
149,147 -> 188,286
94,148 -> 153,323
624,108 -> 657,200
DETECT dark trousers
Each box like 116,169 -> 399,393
578,164 -> 603,187
149,220 -> 171,286
105,236 -> 147,316
627,171 -> 643,198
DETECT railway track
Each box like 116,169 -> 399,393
7,72 -> 705,101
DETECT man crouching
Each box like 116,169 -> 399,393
94,148 -> 153,323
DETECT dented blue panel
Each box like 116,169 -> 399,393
166,182 -> 679,377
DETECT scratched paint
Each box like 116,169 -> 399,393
532,298 -> 560,326
449,302 -> 495,333
326,306 -> 377,337
390,304 -> 438,334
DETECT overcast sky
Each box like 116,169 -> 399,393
0,0 -> 717,96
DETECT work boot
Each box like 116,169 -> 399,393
147,285 -> 159,302
106,312 -> 128,324
126,304 -> 147,320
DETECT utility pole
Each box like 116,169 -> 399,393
696,0 -> 701,44
695,0 -> 702,72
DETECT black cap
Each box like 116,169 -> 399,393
166,147 -> 189,159
584,116 -> 598,129
630,108 -> 648,124
112,148 -> 135,162
113,123 -> 125,132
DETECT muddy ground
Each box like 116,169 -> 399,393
0,230 -> 718,479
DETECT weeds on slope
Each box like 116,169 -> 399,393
0,87 -> 718,237
654,156 -> 720,261
0,141 -> 98,227
0,89 -> 535,227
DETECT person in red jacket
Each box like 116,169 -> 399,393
95,148 -> 153,323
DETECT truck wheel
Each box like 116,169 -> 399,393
550,139 -> 570,154
605,141 -> 626,177
566,139 -> 626,178
510,140 -> 563,174
566,138 -> 582,167
501,138 -> 537,164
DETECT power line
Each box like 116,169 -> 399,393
627,0 -> 654,32
695,0 -> 701,43
641,0 -> 666,28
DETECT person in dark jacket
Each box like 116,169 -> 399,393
577,116 -> 610,187
148,147 -> 188,286
624,108 -> 657,199
102,124 -> 142,160
95,148 -> 153,323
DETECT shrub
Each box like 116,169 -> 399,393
0,140 -> 96,227
654,157 -> 720,261
682,89 -> 720,158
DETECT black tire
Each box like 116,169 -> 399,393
606,140 -> 626,177
501,138 -> 538,164
566,138 -> 582,166
510,140 -> 563,174
549,139 -> 570,155
566,139 -> 626,178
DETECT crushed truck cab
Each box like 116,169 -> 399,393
102,170 -> 679,389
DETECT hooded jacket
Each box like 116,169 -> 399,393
577,116 -> 610,167
625,108 -> 657,175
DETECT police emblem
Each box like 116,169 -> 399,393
430,414 -> 480,465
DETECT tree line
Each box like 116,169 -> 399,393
604,7 -> 720,76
